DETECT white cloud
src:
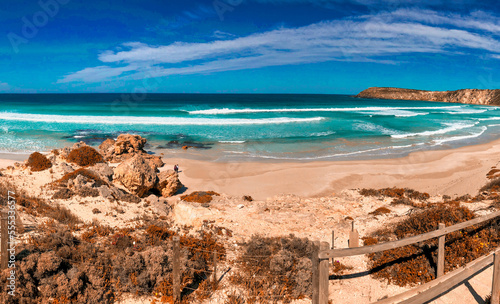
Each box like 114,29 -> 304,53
59,9 -> 500,84
0,82 -> 10,91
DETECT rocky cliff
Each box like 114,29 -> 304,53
356,87 -> 500,106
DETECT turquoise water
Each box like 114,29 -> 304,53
1,93 -> 500,161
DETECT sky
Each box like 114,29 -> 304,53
1,0 -> 500,94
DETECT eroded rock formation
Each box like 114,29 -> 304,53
356,87 -> 500,105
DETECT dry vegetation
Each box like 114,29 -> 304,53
229,234 -> 313,303
26,152 -> 52,172
52,168 -> 109,188
360,187 -> 430,201
0,219 -> 230,304
66,146 -> 104,167
367,205 -> 500,286
180,191 -> 220,204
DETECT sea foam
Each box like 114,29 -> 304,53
0,113 -> 324,126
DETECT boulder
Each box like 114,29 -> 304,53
98,138 -> 115,158
114,134 -> 146,155
88,163 -> 114,181
143,154 -> 164,171
99,134 -> 163,170
113,155 -> 157,197
146,194 -> 159,205
156,170 -> 183,197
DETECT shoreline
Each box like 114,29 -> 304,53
3,138 -> 499,200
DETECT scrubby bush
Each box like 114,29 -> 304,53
181,191 -> 220,204
369,207 -> 391,216
66,146 -> 104,167
52,168 -> 108,188
0,220 -> 228,303
229,234 -> 313,303
360,187 -> 429,201
26,152 -> 52,172
368,205 -> 500,286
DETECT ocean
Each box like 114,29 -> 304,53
1,93 -> 499,161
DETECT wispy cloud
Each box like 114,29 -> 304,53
58,9 -> 500,84
0,82 -> 10,91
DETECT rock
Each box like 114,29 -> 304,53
237,204 -> 245,209
114,134 -> 147,155
99,134 -> 164,170
59,141 -> 87,159
172,201 -> 214,228
146,194 -> 159,205
98,185 -> 114,200
113,155 -> 157,197
156,170 -> 183,197
144,154 -> 164,171
88,163 -> 114,181
52,188 -> 75,200
357,87 -> 500,105
98,138 -> 115,156
77,186 -> 99,197
71,141 -> 87,150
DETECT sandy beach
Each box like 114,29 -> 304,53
158,138 -> 500,200
2,134 -> 500,303
2,138 -> 499,200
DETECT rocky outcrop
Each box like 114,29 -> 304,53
99,134 -> 164,171
356,87 -> 500,105
113,155 -> 157,197
88,163 -> 114,182
156,170 -> 183,197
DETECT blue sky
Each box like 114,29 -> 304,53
1,0 -> 500,94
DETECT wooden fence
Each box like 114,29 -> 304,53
311,210 -> 500,304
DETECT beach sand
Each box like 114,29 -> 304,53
154,138 -> 500,200
2,139 -> 499,200
1,138 -> 499,303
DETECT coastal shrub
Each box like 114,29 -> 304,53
27,152 -> 52,172
180,191 -> 220,204
66,146 -> 104,167
53,168 -> 108,188
331,261 -> 354,278
52,188 -> 75,199
481,178 -> 500,193
368,205 -> 500,286
229,234 -> 313,303
0,220 -> 228,303
360,187 -> 430,201
369,207 -> 392,216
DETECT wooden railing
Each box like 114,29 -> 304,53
312,210 -> 500,304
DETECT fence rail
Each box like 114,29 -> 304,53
319,210 -> 500,259
312,210 -> 500,304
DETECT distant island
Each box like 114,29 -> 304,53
356,87 -> 500,105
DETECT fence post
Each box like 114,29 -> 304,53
349,221 -> 359,248
212,251 -> 217,286
331,230 -> 335,264
173,236 -> 180,303
312,241 -> 320,304
319,242 -> 330,304
492,248 -> 500,304
1,211 -> 8,270
437,223 -> 445,278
